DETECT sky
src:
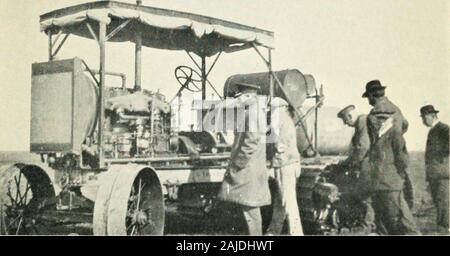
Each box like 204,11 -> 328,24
0,0 -> 449,151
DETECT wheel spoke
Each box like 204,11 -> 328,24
136,178 -> 142,211
6,215 -> 22,230
127,222 -> 135,232
191,83 -> 200,90
15,216 -> 23,235
14,176 -> 21,203
21,182 -> 31,206
136,180 -> 146,211
6,183 -> 15,206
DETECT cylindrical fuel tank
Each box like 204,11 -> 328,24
224,70 -> 353,156
224,69 -> 316,111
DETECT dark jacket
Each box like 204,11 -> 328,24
217,94 -> 271,207
425,121 -> 450,180
270,106 -> 300,168
368,124 -> 409,191
368,96 -> 408,143
344,115 -> 370,169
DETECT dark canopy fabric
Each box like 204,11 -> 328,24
40,1 -> 275,57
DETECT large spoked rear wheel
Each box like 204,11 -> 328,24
0,164 -> 55,235
93,165 -> 164,236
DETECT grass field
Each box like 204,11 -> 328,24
0,151 -> 442,235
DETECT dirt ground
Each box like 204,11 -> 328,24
0,151 -> 445,235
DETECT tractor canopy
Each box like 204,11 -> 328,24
40,1 -> 275,57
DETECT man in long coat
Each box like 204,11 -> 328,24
420,105 -> 449,233
362,80 -> 414,209
367,112 -> 420,235
217,82 -> 271,235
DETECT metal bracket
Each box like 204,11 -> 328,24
205,51 -> 222,78
51,34 -> 70,58
86,23 -> 99,45
105,19 -> 132,41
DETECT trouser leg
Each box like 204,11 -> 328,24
281,163 -> 303,235
397,191 -> 420,235
372,193 -> 388,235
361,197 -> 376,232
430,179 -> 449,231
242,205 -> 262,235
266,168 -> 286,235
372,191 -> 420,235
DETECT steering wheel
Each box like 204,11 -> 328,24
174,66 -> 202,92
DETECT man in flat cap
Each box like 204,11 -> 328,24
335,105 -> 375,232
363,80 -> 414,211
266,97 -> 303,235
420,105 -> 449,234
218,82 -> 271,235
367,111 -> 419,235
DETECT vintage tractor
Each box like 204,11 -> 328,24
0,1 -> 360,235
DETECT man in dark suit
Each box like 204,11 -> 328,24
421,105 -> 449,233
367,111 -> 420,235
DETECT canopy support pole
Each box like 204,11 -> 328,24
135,32 -> 142,91
268,49 -> 273,98
48,31 -> 53,61
252,43 -> 314,150
98,22 -> 107,169
201,56 -> 206,100
314,86 -> 320,155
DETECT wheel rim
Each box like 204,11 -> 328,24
0,164 -> 55,235
101,166 -> 164,236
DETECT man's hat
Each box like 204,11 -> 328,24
337,105 -> 355,118
230,82 -> 260,98
271,97 -> 289,108
420,105 -> 439,116
235,82 -> 260,91
362,80 -> 386,98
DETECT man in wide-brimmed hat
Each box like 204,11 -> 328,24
363,80 -> 414,212
367,110 -> 420,235
420,105 -> 449,234
217,81 -> 271,235
335,105 -> 375,232
362,80 -> 409,139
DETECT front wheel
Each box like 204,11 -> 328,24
0,164 -> 55,235
93,165 -> 165,235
